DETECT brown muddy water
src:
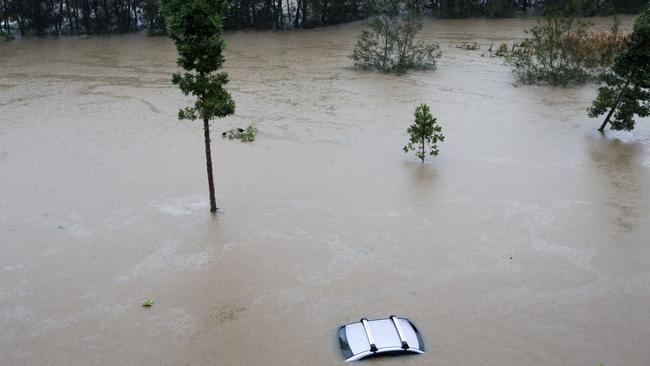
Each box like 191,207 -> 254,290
1,16 -> 650,366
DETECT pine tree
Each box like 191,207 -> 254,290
588,5 -> 650,132
162,0 -> 236,213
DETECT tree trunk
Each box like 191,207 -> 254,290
16,15 -> 25,35
72,0 -> 80,33
294,0 -> 300,27
421,136 -> 425,163
92,0 -> 100,32
203,118 -> 218,213
286,0 -> 291,26
50,0 -> 60,34
382,16 -> 389,69
65,0 -> 74,34
132,0 -> 138,31
2,0 -> 10,33
82,0 -> 90,33
599,78 -> 631,133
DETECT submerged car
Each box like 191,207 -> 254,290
338,316 -> 425,361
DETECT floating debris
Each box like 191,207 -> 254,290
142,299 -> 154,308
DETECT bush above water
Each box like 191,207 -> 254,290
503,15 -> 628,86
224,124 -> 257,142
351,0 -> 441,73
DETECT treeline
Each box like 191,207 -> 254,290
0,0 -> 162,35
1,0 -> 648,36
431,0 -> 649,18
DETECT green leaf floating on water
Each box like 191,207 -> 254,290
142,299 -> 154,308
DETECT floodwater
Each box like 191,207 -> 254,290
1,16 -> 649,366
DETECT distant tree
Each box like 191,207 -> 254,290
404,104 -> 445,163
162,0 -> 236,213
352,0 -> 440,73
589,5 -> 650,132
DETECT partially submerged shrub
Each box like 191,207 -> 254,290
505,15 -> 628,86
224,124 -> 257,142
507,16 -> 593,85
352,0 -> 441,73
578,17 -> 627,72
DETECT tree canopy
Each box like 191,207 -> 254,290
588,4 -> 650,131
162,0 -> 235,122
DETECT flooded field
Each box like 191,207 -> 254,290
1,16 -> 650,366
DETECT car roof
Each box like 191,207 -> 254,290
338,316 -> 425,361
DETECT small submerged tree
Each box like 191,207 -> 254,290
404,104 -> 445,163
162,0 -> 236,213
352,0 -> 441,73
588,6 -> 650,132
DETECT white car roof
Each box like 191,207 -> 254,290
338,316 -> 425,361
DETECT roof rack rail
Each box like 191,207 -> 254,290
390,315 -> 409,350
360,318 -> 378,353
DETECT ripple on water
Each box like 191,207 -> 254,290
115,240 -> 220,282
152,195 -> 208,217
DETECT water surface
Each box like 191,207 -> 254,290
1,16 -> 649,366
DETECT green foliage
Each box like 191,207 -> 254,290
142,299 -> 154,307
494,17 -> 626,67
588,5 -> 650,131
403,104 -> 445,163
507,14 -> 596,86
225,124 -> 258,142
504,12 -> 627,86
351,0 -> 441,73
162,0 -> 235,122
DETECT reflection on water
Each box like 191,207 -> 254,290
1,15 -> 650,366
587,132 -> 646,234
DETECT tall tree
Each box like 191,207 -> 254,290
589,5 -> 650,132
162,0 -> 236,213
